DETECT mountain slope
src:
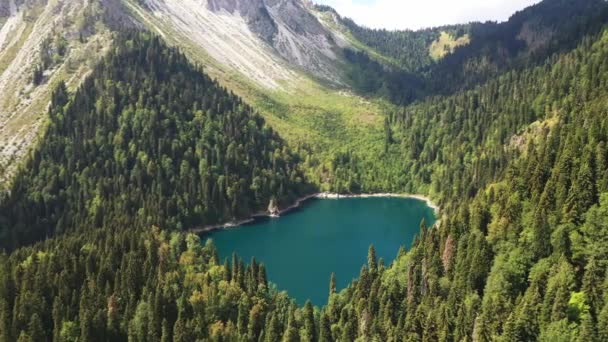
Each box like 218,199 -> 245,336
333,0 -> 608,97
0,0 -> 115,187
427,0 -> 608,94
123,0 -> 398,192
0,0 -> 393,193
278,23 -> 608,342
126,0 -> 349,89
0,32 -> 307,250
3,0 -> 608,193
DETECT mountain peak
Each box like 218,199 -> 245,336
130,0 -> 346,88
205,0 -> 344,82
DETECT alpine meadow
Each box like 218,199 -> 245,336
1,0 -> 608,341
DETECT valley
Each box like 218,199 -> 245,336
123,0 -> 395,191
0,0 -> 607,341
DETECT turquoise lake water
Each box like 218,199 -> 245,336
203,197 -> 436,306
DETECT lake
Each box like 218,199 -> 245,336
203,196 -> 436,306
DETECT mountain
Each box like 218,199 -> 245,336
128,0 -> 350,88
0,31 -> 308,250
4,0 -> 602,191
0,0 -> 386,192
0,0 -> 111,186
2,0 -> 608,341
426,0 -> 608,93
208,0 -> 347,83
331,0 -> 608,96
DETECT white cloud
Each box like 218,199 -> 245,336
315,0 -> 542,30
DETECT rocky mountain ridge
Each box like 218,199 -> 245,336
0,0 -> 355,188
130,0 -> 348,88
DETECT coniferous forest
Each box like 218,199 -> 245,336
0,33 -> 308,251
1,0 -> 608,341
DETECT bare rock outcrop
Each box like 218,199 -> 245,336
207,0 -> 344,84
208,0 -> 277,42
268,199 -> 280,216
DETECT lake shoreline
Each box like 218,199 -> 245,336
316,192 -> 440,214
190,192 -> 439,235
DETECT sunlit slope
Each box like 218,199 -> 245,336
124,0 -> 393,187
0,0 -> 114,187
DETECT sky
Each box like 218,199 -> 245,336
314,0 -> 542,30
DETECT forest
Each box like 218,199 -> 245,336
1,0 -> 608,341
333,0 -> 608,102
0,32 -> 309,251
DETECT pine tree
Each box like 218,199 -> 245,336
384,118 -> 393,154
161,318 -> 171,342
265,313 -> 280,342
368,245 -> 377,274
301,301 -> 316,342
598,301 -> 608,342
258,264 -> 268,289
248,304 -> 265,341
282,307 -> 299,342
578,314 -> 597,342
329,273 -> 337,297
32,65 -> 43,86
583,257 -> 604,316
27,313 -> 45,342
173,315 -> 188,342
319,311 -> 332,342
0,299 -> 10,342
237,300 -> 249,337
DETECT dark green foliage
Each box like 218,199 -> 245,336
3,1 -> 608,341
316,14 -> 608,341
340,16 -> 465,73
0,224 -> 307,342
342,48 -> 423,104
0,32 -> 309,250
338,0 -> 608,103
427,0 -> 608,94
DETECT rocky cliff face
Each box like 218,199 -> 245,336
125,0 -> 349,88
208,0 -> 277,43
265,0 -> 344,83
206,0 -> 346,84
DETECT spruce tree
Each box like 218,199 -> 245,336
368,245 -> 377,273
329,272 -> 337,297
